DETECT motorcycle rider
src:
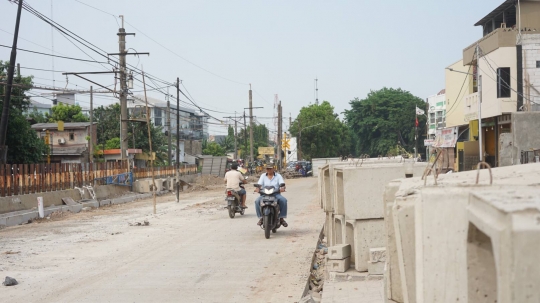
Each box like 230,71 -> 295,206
254,164 -> 288,227
224,163 -> 247,208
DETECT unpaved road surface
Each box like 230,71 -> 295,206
0,177 -> 323,303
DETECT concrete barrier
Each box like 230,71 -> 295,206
467,189 -> 540,303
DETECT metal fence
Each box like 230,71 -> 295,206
0,161 -> 198,197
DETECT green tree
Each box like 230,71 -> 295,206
27,108 -> 47,123
46,103 -> 89,122
289,101 -> 351,160
344,87 -> 427,157
0,61 -> 48,163
203,142 -> 226,156
105,137 -> 120,150
93,103 -> 167,164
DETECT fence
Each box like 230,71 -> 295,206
133,164 -> 197,179
0,161 -> 198,198
0,161 -> 129,197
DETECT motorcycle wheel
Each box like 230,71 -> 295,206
240,208 -> 245,215
263,215 -> 271,239
228,206 -> 235,219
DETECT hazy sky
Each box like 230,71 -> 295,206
0,0 -> 499,135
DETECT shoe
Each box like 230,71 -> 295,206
280,218 -> 288,228
257,218 -> 263,226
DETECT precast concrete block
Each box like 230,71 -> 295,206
321,166 -> 332,212
99,199 -> 111,207
384,180 -> 404,303
368,260 -> 385,275
67,204 -> 83,213
393,195 -> 417,303
333,169 -> 345,215
324,212 -> 333,245
467,189 -> 540,303
369,247 -> 386,263
345,220 -> 355,264
328,244 -> 351,260
353,218 -> 385,272
333,215 -> 345,245
327,257 -> 351,273
340,165 -> 426,220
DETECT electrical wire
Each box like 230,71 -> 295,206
0,44 -> 108,63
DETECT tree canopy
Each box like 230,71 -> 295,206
0,61 -> 48,163
46,103 -> 89,122
344,87 -> 427,157
289,101 -> 351,160
202,141 -> 226,156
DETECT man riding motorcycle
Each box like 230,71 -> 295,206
254,164 -> 288,227
224,163 -> 247,208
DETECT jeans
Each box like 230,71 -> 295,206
237,188 -> 246,196
255,194 -> 287,219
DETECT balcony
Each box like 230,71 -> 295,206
463,28 -> 517,65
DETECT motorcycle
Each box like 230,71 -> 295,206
254,183 -> 285,239
225,179 -> 247,218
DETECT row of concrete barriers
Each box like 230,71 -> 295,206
318,158 -> 540,302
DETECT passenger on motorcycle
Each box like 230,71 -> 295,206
224,163 -> 247,208
254,164 -> 288,227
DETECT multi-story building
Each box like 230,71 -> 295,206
445,0 -> 540,170
31,122 -> 97,163
427,89 -> 446,139
128,95 -> 209,140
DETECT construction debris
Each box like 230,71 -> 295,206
129,220 -> 150,226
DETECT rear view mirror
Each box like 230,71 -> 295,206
279,183 -> 285,187
254,184 -> 261,188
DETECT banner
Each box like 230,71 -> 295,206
432,127 -> 458,148
258,147 -> 274,155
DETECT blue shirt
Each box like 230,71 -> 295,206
258,173 -> 285,190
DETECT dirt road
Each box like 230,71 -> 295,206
0,177 -> 323,303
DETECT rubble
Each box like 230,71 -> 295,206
129,220 -> 150,226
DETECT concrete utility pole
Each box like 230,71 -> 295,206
167,95 -> 172,164
249,86 -> 254,164
176,77 -> 180,203
476,43 -> 483,162
298,118 -> 302,161
142,69 -> 156,214
89,86 -> 93,163
277,101 -> 282,170
243,111 -> 248,161
223,114 -> 241,160
118,17 -> 128,161
0,0 -> 23,163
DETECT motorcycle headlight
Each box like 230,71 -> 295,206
264,188 -> 273,194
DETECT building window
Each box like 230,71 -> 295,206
69,132 -> 74,141
537,61 -> 540,68
497,67 -> 511,98
154,108 -> 162,126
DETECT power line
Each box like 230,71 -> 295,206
0,44 -> 108,63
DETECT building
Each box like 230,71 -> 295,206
24,100 -> 52,117
445,0 -> 540,171
128,95 -> 209,140
427,89 -> 446,139
31,122 -> 97,163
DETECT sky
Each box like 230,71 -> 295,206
0,0 -> 500,135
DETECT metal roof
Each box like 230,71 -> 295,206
31,122 -> 95,130
474,0 -> 514,26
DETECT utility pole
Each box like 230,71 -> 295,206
298,118 -> 302,161
0,0 -> 23,163
176,77 -> 180,203
476,43 -> 483,162
142,69 -> 156,214
243,111 -> 247,161
167,94 -> 172,164
315,78 -> 319,105
223,114 -> 241,160
249,85 -> 254,164
112,16 -> 149,160
89,86 -> 93,163
289,113 -> 292,133
277,101 -> 282,170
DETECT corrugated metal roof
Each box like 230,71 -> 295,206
31,122 -> 95,130
474,0 -> 514,26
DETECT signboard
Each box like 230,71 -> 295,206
432,127 -> 458,148
258,147 -> 274,155
424,139 -> 434,147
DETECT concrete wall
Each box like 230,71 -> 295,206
445,59 -> 471,128
0,184 -> 130,214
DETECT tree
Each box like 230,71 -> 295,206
46,103 -> 89,122
289,101 -> 351,160
93,103 -> 168,164
105,137 -> 120,150
344,87 -> 427,157
203,142 -> 226,156
0,61 -> 48,163
27,108 -> 47,123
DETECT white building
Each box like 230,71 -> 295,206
427,89 -> 446,139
